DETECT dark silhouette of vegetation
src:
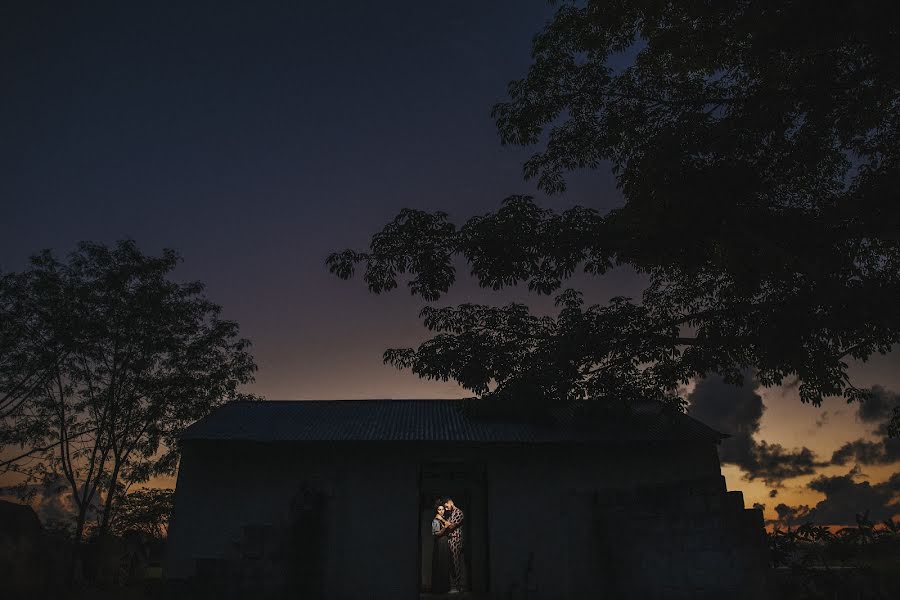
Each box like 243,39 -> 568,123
111,489 -> 174,540
767,513 -> 900,598
0,241 -> 257,541
328,1 -> 900,430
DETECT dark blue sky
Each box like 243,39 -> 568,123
2,1 -> 631,398
3,1 -> 894,399
4,1 -> 899,518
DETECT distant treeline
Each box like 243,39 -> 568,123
768,513 -> 900,599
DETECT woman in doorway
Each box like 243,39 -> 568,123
431,500 -> 452,593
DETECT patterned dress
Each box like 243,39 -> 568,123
447,506 -> 466,589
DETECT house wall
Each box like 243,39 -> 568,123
166,440 -> 767,599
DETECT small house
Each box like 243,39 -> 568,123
166,399 -> 770,599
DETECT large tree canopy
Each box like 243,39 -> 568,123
328,1 -> 900,432
0,241 -> 256,539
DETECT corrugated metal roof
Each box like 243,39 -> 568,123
179,399 -> 725,444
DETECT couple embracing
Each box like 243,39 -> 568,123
431,497 -> 466,594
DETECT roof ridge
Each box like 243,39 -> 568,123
179,398 -> 724,444
228,398 -> 468,404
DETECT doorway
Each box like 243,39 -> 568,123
418,462 -> 488,596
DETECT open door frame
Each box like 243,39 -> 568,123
417,461 -> 489,595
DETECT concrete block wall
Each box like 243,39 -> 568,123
594,476 -> 772,600
167,441 -> 770,599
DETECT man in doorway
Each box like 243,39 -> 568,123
442,497 -> 466,593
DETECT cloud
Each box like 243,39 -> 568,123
772,502 -> 813,527
830,386 -> 900,466
743,441 -> 825,485
688,372 -> 763,466
857,385 -> 900,424
688,373 -> 826,485
831,438 -> 900,465
770,468 -> 900,527
0,472 -> 98,528
805,470 -> 900,525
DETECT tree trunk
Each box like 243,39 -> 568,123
98,459 -> 122,535
74,508 -> 87,542
69,501 -> 90,586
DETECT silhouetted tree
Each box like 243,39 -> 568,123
329,1 -> 900,430
768,515 -> 900,597
111,488 -> 174,539
0,241 -> 256,540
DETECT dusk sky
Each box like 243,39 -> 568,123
3,1 -> 898,523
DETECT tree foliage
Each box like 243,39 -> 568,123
328,1 -> 900,429
768,514 -> 900,597
0,241 -> 256,540
111,488 -> 174,539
